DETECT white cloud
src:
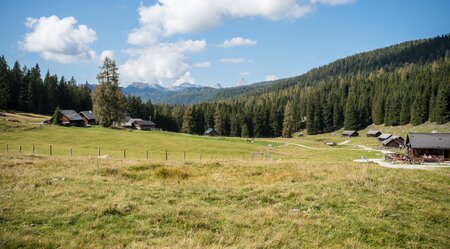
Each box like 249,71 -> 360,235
20,15 -> 109,64
265,74 -> 279,81
127,0 -> 314,46
220,37 -> 257,48
310,0 -> 355,6
220,57 -> 254,63
193,61 -> 211,68
120,39 -> 206,86
240,71 -> 250,76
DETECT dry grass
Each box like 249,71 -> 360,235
1,153 -> 449,248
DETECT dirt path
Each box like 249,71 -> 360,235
354,158 -> 450,170
338,140 -> 350,145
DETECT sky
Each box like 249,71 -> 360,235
0,0 -> 449,88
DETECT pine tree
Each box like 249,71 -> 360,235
0,56 -> 9,109
434,81 -> 450,124
344,91 -> 359,130
9,61 -> 23,110
213,106 -> 223,135
410,93 -> 427,125
181,106 -> 195,134
92,57 -> 125,127
52,106 -> 61,125
282,101 -> 294,138
241,122 -> 249,138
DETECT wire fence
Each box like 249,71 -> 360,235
0,143 -> 274,162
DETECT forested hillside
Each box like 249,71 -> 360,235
1,34 -> 449,137
153,34 -> 450,136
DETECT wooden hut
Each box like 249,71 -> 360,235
79,111 -> 96,125
406,133 -> 450,162
341,130 -> 358,137
377,133 -> 392,141
382,135 -> 405,149
58,110 -> 85,126
204,128 -> 219,136
366,130 -> 381,137
133,120 -> 156,130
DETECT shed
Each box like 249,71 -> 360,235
342,130 -> 358,137
133,120 -> 156,130
79,111 -> 96,125
59,110 -> 84,126
366,130 -> 381,137
377,133 -> 392,141
204,128 -> 219,136
406,133 -> 450,162
382,135 -> 405,149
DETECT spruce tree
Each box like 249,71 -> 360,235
52,106 -> 61,125
344,91 -> 359,130
282,101 -> 294,138
92,57 -> 125,127
434,81 -> 450,124
0,56 -> 9,109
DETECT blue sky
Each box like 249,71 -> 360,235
0,0 -> 449,88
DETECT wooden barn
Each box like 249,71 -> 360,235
377,133 -> 392,141
79,111 -> 96,125
57,110 -> 85,126
204,128 -> 219,136
341,130 -> 358,137
382,135 -> 405,149
366,130 -> 381,137
406,133 -> 450,162
133,120 -> 156,130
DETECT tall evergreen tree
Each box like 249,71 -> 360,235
282,101 -> 294,138
0,56 -> 9,109
92,57 -> 125,127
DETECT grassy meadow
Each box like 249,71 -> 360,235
0,112 -> 449,248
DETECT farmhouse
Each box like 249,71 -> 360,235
382,135 -> 405,149
133,120 -> 156,130
57,110 -> 85,126
121,116 -> 156,130
341,130 -> 358,137
406,133 -> 450,162
367,130 -> 381,137
79,111 -> 96,125
204,128 -> 219,136
377,133 -> 392,141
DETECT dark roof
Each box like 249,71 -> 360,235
406,133 -> 450,149
342,130 -> 357,135
367,130 -> 380,135
377,133 -> 392,140
79,111 -> 95,120
382,136 -> 404,146
61,110 -> 83,121
134,120 -> 156,126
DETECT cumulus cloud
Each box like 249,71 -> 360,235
265,74 -> 279,81
121,0 -> 354,86
128,0 -> 313,46
20,15 -> 109,64
220,37 -> 257,48
120,40 -> 206,86
220,57 -> 254,63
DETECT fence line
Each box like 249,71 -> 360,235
0,143 -> 274,162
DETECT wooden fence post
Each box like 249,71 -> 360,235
6,144 -> 8,153
98,148 -> 100,157
146,149 -> 149,160
50,145 -> 52,156
184,151 -> 186,161
123,150 -> 126,159
32,145 -> 35,154
199,154 -> 202,161
19,146 -> 22,153
70,148 -> 73,157
165,150 -> 168,161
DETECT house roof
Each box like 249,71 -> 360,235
79,111 -> 95,120
342,130 -> 357,135
134,120 -> 156,126
382,136 -> 404,146
204,128 -> 218,134
377,133 -> 392,140
406,133 -> 450,149
367,130 -> 380,135
61,110 -> 83,121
